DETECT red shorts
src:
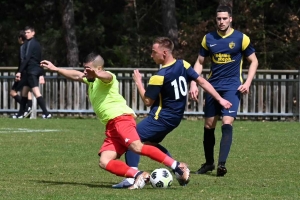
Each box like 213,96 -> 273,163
98,115 -> 140,156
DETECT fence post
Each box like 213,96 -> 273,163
30,93 -> 37,119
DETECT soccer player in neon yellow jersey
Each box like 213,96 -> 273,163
40,52 -> 190,189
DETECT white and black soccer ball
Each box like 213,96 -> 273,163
150,168 -> 173,188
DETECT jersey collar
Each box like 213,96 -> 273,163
161,59 -> 176,68
217,28 -> 234,38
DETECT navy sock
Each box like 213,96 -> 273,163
125,144 -> 172,168
125,150 -> 140,168
156,144 -> 172,158
218,124 -> 233,164
174,162 -> 183,175
203,127 -> 215,165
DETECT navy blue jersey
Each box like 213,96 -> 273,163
145,59 -> 199,124
199,29 -> 255,91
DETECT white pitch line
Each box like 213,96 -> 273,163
0,128 -> 60,133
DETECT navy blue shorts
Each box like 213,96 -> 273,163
204,90 -> 240,118
137,116 -> 181,143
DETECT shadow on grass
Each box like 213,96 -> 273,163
33,180 -> 178,190
190,170 -> 216,177
33,180 -> 115,188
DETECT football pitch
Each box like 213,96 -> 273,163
0,118 -> 299,200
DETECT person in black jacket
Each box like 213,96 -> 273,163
14,26 -> 51,119
11,30 -> 45,118
11,30 -> 32,118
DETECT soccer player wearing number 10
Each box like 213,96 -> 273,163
113,37 -> 232,188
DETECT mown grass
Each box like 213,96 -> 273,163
0,118 -> 299,200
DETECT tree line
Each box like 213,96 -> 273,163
0,0 -> 299,69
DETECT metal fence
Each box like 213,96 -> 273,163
0,67 -> 299,121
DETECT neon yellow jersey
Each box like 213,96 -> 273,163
83,71 -> 135,125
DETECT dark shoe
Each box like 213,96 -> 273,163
195,163 -> 215,174
217,164 -> 227,177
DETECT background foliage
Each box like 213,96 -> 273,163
0,0 -> 300,69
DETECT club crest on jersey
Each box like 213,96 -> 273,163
229,41 -> 235,49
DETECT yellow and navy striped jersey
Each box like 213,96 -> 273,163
145,59 -> 199,124
199,29 -> 255,90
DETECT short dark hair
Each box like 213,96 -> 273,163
216,5 -> 232,16
153,37 -> 174,52
18,30 -> 26,41
85,52 -> 99,63
84,52 -> 105,67
24,26 -> 35,32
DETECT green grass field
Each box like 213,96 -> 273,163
0,118 -> 299,200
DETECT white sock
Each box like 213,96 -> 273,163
171,161 -> 178,170
128,167 -> 138,183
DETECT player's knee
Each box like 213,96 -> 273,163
222,117 -> 234,125
10,90 -> 17,97
204,117 -> 217,129
204,124 -> 214,129
128,140 -> 143,154
99,157 -> 109,169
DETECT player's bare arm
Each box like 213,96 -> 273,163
96,71 -> 113,83
189,55 -> 205,101
85,67 -> 112,83
40,60 -> 85,83
196,76 -> 232,109
238,53 -> 258,94
133,69 -> 154,106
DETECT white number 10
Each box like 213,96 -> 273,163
171,76 -> 187,100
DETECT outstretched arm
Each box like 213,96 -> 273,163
84,68 -> 112,83
40,60 -> 85,83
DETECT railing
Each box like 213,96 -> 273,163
0,67 -> 299,121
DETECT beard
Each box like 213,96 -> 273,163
87,78 -> 95,82
218,25 -> 230,33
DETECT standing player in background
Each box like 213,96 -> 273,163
14,26 -> 50,119
11,30 -> 45,118
40,52 -> 190,189
113,37 -> 232,188
189,5 -> 258,176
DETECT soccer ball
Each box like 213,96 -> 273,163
150,168 -> 173,188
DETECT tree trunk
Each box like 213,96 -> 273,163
161,0 -> 179,48
61,0 -> 79,67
